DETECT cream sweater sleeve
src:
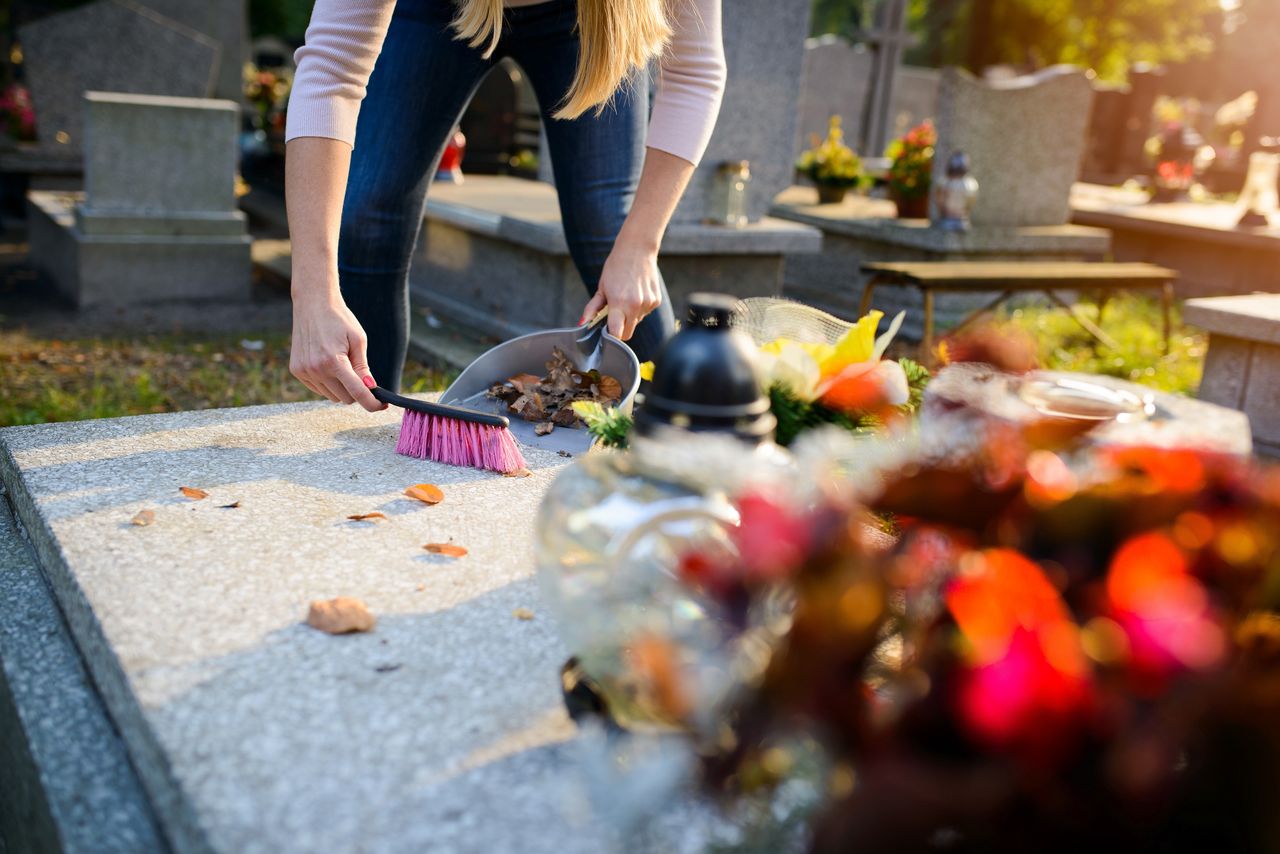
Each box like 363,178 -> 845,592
645,0 -> 727,165
285,0 -> 727,166
284,0 -> 396,145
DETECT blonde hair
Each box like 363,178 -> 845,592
452,0 -> 673,119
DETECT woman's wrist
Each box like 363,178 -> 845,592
614,221 -> 662,256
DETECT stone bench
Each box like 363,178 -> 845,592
1184,294 -> 1280,457
0,402 -> 722,852
411,176 -> 821,344
771,187 -> 1111,338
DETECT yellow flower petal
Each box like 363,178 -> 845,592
820,311 -> 883,375
639,361 -> 655,382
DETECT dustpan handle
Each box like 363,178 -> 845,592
371,387 -> 511,429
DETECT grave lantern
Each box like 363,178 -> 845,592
535,293 -> 789,733
436,127 -> 466,183
1237,151 -> 1280,228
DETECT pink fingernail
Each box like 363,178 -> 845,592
362,375 -> 376,389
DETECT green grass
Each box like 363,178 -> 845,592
995,294 -> 1205,396
0,330 -> 452,427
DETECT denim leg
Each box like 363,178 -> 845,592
506,6 -> 676,364
338,0 -> 494,391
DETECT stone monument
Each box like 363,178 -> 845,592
27,92 -> 252,307
672,0 -> 813,224
931,65 -> 1094,227
17,0 -> 219,161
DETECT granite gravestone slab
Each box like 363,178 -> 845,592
136,0 -> 248,103
932,66 -> 1093,227
671,0 -> 812,224
0,402 -> 728,853
18,0 -> 218,159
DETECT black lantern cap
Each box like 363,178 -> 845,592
633,293 -> 776,443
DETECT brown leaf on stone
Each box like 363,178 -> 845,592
513,607 -> 535,621
179,486 -> 208,500
503,467 -> 533,478
306,597 -> 376,634
405,484 -> 444,505
597,375 -> 622,402
424,543 -> 468,557
130,509 -> 155,527
534,421 -> 555,436
347,512 -> 387,522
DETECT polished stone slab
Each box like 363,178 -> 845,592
0,401 -> 718,852
0,498 -> 167,853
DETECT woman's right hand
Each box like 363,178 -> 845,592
289,285 -> 386,412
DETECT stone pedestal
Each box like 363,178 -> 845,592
772,188 -> 1109,339
412,176 -> 820,345
1184,294 -> 1280,456
27,92 -> 251,307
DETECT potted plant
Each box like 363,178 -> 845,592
796,115 -> 866,205
0,83 -> 36,149
886,120 -> 935,218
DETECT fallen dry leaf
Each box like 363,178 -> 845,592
130,510 -> 155,527
305,597 -> 376,634
596,375 -> 622,402
534,421 -> 555,436
513,607 -> 535,621
219,502 -> 240,509
405,484 -> 444,505
503,467 -> 533,478
415,583 -> 426,592
179,486 -> 208,500
424,543 -> 468,557
347,512 -> 387,522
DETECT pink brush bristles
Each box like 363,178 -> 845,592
394,409 -> 527,474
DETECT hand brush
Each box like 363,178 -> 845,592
371,387 -> 527,474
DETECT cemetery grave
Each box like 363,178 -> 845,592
5,0 -> 1280,849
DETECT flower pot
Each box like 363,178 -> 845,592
892,192 -> 929,219
816,184 -> 849,205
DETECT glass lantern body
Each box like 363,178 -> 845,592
536,431 -> 792,732
934,174 -> 979,232
709,161 -> 751,228
1238,152 -> 1280,227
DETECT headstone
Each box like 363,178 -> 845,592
136,0 -> 248,103
1185,294 -> 1280,456
671,0 -> 812,224
795,36 -> 940,161
860,0 -> 914,157
931,65 -> 1093,227
18,0 -> 219,159
27,92 -> 251,306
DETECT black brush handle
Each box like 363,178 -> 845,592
371,387 -> 510,429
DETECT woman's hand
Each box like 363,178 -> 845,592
580,240 -> 663,340
289,284 -> 386,412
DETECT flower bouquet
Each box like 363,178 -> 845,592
0,84 -> 36,145
796,115 -> 867,205
885,120 -> 935,219
674,410 -> 1280,853
576,299 -> 929,449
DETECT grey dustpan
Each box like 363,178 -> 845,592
440,320 -> 641,456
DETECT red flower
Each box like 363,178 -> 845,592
947,550 -> 1093,758
1106,532 -> 1224,681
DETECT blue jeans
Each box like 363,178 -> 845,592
339,0 -> 676,391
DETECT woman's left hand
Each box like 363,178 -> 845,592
579,241 -> 663,340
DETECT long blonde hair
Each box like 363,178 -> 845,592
452,0 -> 673,119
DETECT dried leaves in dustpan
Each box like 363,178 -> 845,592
486,348 -> 623,430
